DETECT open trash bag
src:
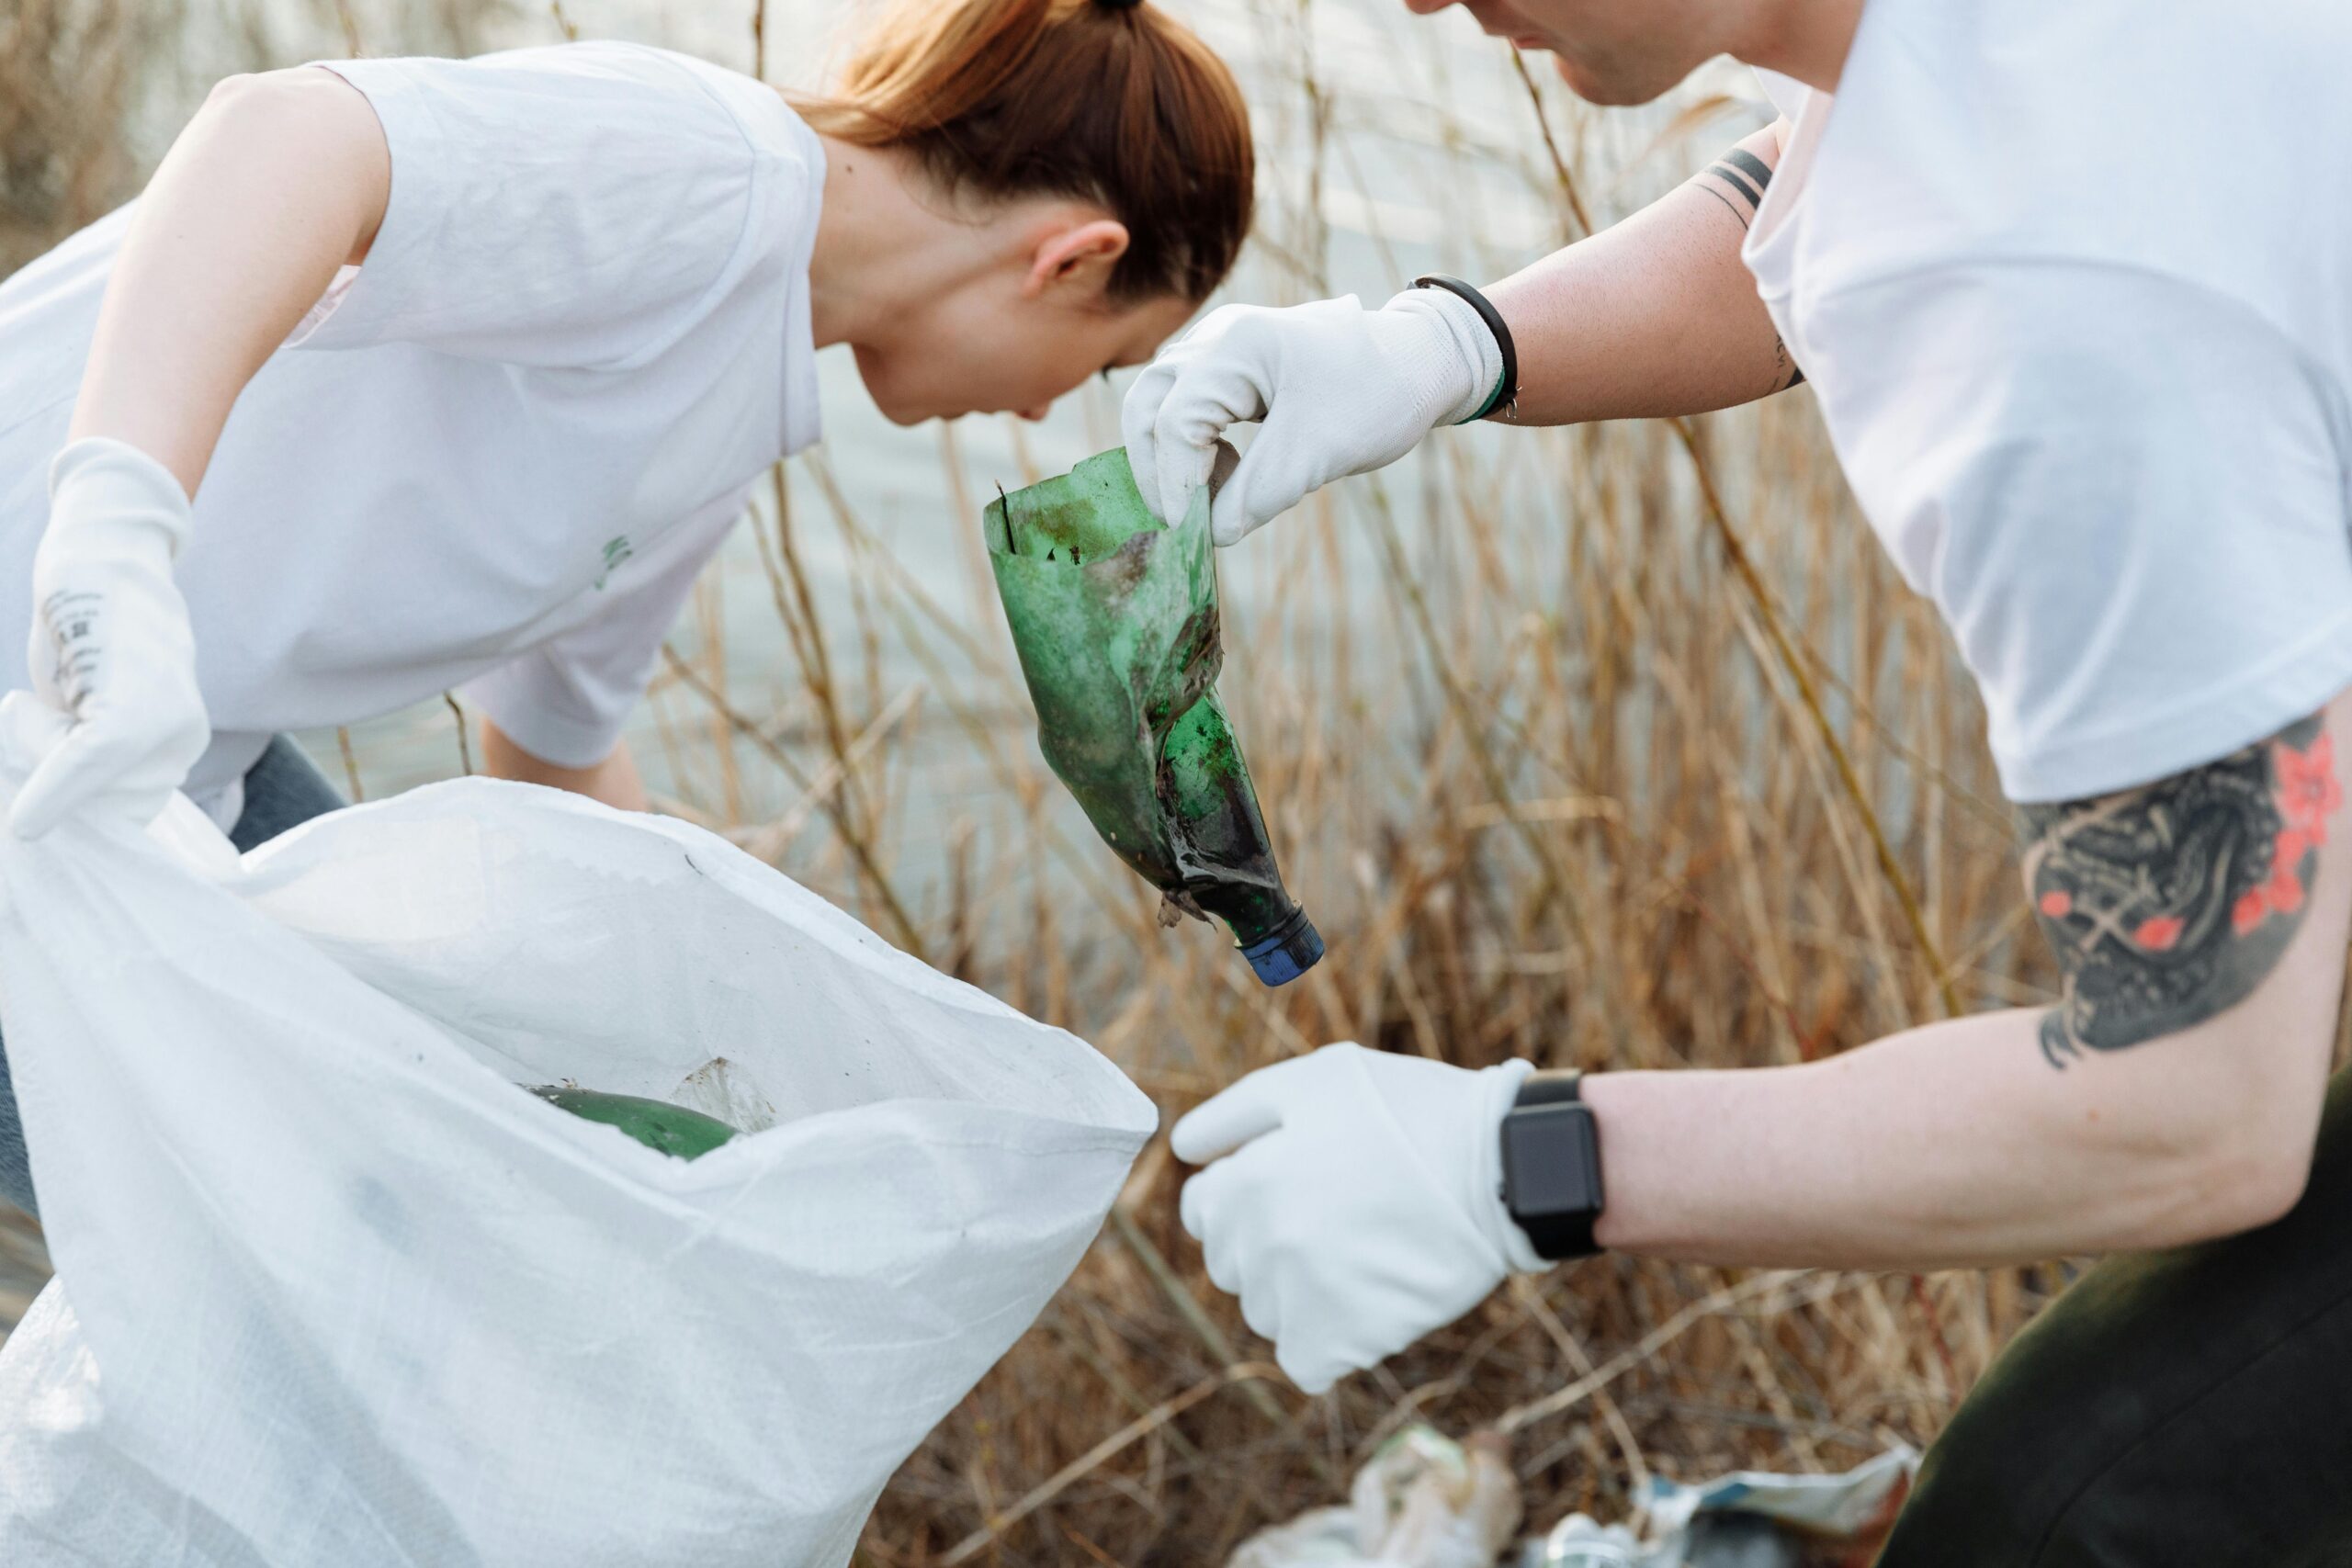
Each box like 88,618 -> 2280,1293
0,755 -> 1155,1565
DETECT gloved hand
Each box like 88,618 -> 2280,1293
1171,1043 -> 1545,1393
1123,288 -> 1502,547
9,437 -> 209,840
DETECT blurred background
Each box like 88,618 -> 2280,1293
2,2 -> 2071,1561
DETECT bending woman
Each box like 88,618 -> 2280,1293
0,0 -> 1253,1214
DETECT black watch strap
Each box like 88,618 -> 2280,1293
1517,1068 -> 1585,1108
1410,274 -> 1518,423
1500,1069 -> 1605,1260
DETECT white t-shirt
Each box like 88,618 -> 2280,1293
0,41 -> 826,825
1745,1 -> 2352,803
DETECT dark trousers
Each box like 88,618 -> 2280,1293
0,735 -> 345,1219
1880,1064 -> 2352,1565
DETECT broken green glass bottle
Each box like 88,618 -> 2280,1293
527,1085 -> 740,1160
985,447 -> 1323,986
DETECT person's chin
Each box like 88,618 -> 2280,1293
868,387 -> 941,426
1550,50 -> 1678,107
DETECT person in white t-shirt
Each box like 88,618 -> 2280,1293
0,0 -> 1254,1216
1136,0 -> 2352,1555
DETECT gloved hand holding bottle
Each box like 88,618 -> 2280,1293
1120,288 -> 1506,547
9,437 -> 209,840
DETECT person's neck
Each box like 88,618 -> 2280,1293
1731,0 -> 1868,95
807,136 -> 984,351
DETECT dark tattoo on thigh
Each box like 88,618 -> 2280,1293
2023,713 -> 2338,1066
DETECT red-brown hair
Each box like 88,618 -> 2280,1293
801,0 -> 1254,304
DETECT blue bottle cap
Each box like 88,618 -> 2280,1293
1240,908 -> 1324,987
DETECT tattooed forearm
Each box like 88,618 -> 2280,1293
1690,147 -> 1805,391
2023,713 -> 2340,1066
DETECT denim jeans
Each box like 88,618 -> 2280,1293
0,735 -> 345,1218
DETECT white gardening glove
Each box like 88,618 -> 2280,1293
1124,288 -> 1502,547
1172,1043 -> 1546,1394
8,437 -> 209,840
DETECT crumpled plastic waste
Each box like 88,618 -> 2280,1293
1224,1426 -> 1916,1568
1522,1446 -> 1917,1567
1229,1426 -> 1522,1568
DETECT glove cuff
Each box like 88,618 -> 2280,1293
1382,288 -> 1504,428
1470,1059 -> 1551,1275
47,438 -> 194,559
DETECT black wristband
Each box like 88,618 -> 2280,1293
1411,274 -> 1518,422
1516,1068 -> 1585,1108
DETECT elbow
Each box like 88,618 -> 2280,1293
2131,1089 -> 2321,1247
2082,1000 -> 2336,1251
2175,1134 -> 2313,1243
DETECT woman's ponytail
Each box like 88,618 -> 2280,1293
801,0 -> 1254,305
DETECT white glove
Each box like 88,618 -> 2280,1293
1171,1043 -> 1544,1394
1123,288 -> 1502,547
9,437 -> 209,840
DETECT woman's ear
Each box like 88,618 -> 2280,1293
1023,219 -> 1130,299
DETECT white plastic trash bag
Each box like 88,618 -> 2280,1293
0,755 -> 1156,1566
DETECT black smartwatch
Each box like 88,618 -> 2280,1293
1498,1070 -> 1606,1260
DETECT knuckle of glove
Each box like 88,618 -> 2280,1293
1275,1335 -> 1344,1395
1236,1278 -> 1283,1344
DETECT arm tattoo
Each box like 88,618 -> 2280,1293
2023,713 -> 2339,1067
1694,154 -> 1768,229
1771,334 -> 1805,391
1691,146 -> 1806,391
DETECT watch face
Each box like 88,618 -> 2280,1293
1502,1102 -> 1600,1217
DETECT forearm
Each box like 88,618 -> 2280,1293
70,68 -> 389,492
480,722 -> 649,813
1485,122 -> 1799,426
1586,998 -> 2333,1271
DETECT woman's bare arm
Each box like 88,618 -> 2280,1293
479,720 -> 650,814
69,68 -> 390,493
1486,121 -> 1800,426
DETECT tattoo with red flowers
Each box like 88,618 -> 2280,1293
2023,714 -> 2338,1067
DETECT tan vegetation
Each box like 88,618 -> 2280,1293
1,3 -> 2083,1562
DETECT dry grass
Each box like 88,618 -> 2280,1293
2,4 -> 2083,1563
0,0 -> 134,274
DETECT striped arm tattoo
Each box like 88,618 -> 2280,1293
1690,146 -> 1805,391
2023,713 -> 2339,1067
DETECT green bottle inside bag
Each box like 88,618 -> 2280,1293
983,448 -> 1322,986
527,1085 -> 740,1160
